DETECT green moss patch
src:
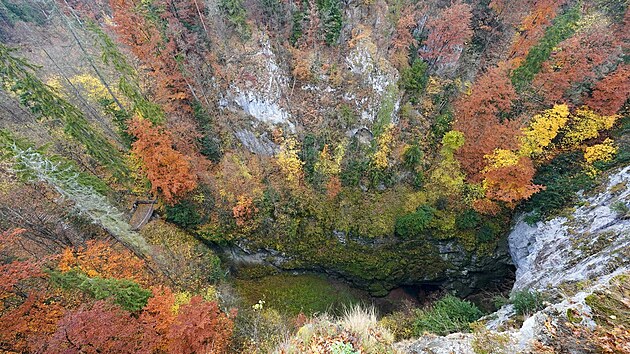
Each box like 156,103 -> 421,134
585,274 -> 630,329
235,274 -> 359,316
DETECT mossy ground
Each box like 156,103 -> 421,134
585,274 -> 630,329
234,274 -> 361,316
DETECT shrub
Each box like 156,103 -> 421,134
611,201 -> 629,216
338,104 -> 358,129
476,222 -> 499,243
456,209 -> 481,230
511,290 -> 546,316
49,270 -> 151,311
402,144 -> 423,169
523,211 -> 542,226
231,305 -> 292,353
594,116 -> 630,171
99,97 -> 134,147
301,134 -> 323,187
331,341 -> 360,354
400,59 -> 428,103
412,171 -> 425,189
200,134 -> 222,163
340,158 -> 369,187
165,200 -> 201,229
278,306 -> 394,353
523,151 -> 594,217
379,310 -> 416,340
317,0 -> 343,45
191,101 -> 223,163
432,111 -> 453,142
219,0 -> 251,39
395,205 -> 435,239
290,8 -> 306,45
413,295 -> 483,336
141,220 -> 225,290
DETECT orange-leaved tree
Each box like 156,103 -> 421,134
128,117 -> 197,204
58,240 -> 149,283
420,1 -> 473,71
585,64 -> 630,115
166,296 -> 234,354
507,0 -> 565,68
0,228 -> 64,353
390,6 -> 421,69
481,151 -> 543,207
454,64 -> 520,182
533,26 -> 615,105
49,300 -> 152,353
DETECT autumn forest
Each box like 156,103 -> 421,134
0,0 -> 628,352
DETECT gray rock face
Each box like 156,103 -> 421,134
509,166 -> 630,292
233,129 -> 278,156
396,165 -> 630,353
395,333 -> 477,354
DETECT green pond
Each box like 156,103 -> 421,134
234,273 -> 365,316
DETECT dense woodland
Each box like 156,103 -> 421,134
0,0 -> 629,352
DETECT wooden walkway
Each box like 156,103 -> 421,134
130,200 -> 155,230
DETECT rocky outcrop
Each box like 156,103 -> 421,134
396,165 -> 630,353
221,35 -> 295,132
509,165 -> 630,292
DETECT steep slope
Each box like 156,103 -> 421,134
396,165 -> 630,353
0,0 -> 628,298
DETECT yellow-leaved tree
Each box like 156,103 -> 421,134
315,141 -> 347,199
315,141 -> 346,177
562,107 -> 619,148
277,137 -> 304,184
519,104 -> 570,157
584,138 -> 617,165
427,131 -> 466,202
484,149 -> 521,169
372,124 -> 396,170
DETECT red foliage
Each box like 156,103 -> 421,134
302,0 -> 322,49
109,0 -> 192,115
533,26 -> 616,105
128,117 -> 198,204
390,7 -> 421,68
489,0 -> 537,27
0,260 -> 43,297
472,198 -> 501,216
166,296 -> 234,354
392,8 -> 419,52
139,286 -> 177,352
585,64 -> 630,115
0,293 -> 65,353
453,64 -> 520,181
420,1 -> 473,71
56,0 -> 109,21
482,157 -> 544,207
140,288 -> 235,353
0,228 -> 27,257
0,229 -> 61,353
49,301 -> 152,354
0,229 -> 45,300
326,175 -> 342,199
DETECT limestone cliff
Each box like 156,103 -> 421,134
396,165 -> 630,353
